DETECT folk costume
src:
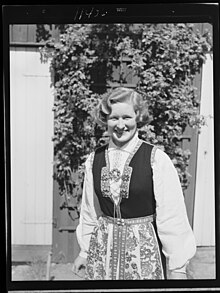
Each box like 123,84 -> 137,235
76,132 -> 196,280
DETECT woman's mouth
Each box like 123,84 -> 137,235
114,129 -> 127,137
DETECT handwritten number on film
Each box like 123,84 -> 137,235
74,7 -> 108,21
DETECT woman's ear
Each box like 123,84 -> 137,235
135,110 -> 140,120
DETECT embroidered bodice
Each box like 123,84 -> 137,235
92,134 -> 157,219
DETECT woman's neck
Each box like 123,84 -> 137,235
110,131 -> 139,149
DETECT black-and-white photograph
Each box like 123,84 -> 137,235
4,3 -> 219,292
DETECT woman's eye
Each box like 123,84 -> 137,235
108,115 -> 132,121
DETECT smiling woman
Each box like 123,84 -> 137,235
107,102 -> 137,147
101,88 -> 148,147
72,87 -> 196,280
96,87 -> 150,130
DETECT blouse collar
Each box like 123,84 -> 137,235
108,131 -> 140,153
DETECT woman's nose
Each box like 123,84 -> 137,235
116,118 -> 125,129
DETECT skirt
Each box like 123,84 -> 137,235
85,214 -> 166,280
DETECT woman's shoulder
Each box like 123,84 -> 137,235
84,151 -> 95,169
141,140 -> 165,152
94,143 -> 108,154
140,140 -> 171,165
140,140 -> 165,154
84,143 -> 108,168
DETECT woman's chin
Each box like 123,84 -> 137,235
112,134 -> 129,146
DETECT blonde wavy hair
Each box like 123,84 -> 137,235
95,87 -> 150,128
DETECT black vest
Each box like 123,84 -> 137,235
92,142 -> 156,219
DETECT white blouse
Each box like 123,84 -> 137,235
76,132 -> 196,272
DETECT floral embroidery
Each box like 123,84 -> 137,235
85,216 -> 164,280
123,221 -> 163,280
126,234 -> 138,251
121,173 -> 130,182
100,141 -> 142,201
123,225 -> 141,280
101,167 -> 110,181
85,218 -> 109,280
101,167 -> 111,198
109,168 -> 121,182
131,262 -> 138,270
139,222 -> 164,279
124,271 -> 133,280
120,166 -> 132,199
150,145 -> 158,168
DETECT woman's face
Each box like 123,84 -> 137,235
107,102 -> 137,147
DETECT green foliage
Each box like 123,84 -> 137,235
45,24 -> 99,197
42,23 -> 212,207
126,23 -> 211,188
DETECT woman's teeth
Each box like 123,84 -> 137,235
115,129 -> 127,137
116,129 -> 125,134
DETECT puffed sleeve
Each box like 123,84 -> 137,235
152,148 -> 196,271
76,152 -> 103,259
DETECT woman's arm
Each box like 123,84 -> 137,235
152,148 -> 196,279
73,153 -> 102,273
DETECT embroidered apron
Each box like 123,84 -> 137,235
85,141 -> 166,280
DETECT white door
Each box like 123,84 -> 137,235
193,54 -> 215,246
10,47 -> 54,246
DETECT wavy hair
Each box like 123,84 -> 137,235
95,87 -> 150,128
